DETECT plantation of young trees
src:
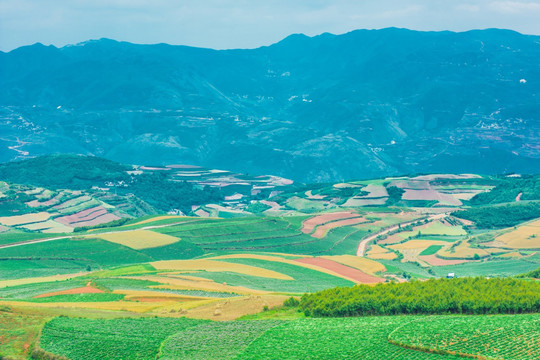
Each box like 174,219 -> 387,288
300,277 -> 540,317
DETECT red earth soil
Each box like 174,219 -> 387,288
301,212 -> 358,234
295,257 -> 384,284
26,194 -> 62,208
311,217 -> 368,238
34,285 -> 104,298
419,255 -> 472,266
55,206 -> 108,225
69,213 -> 121,228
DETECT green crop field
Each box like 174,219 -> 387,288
159,320 -> 282,360
0,279 -> 87,299
33,313 -> 540,360
233,317 -> 457,359
196,257 -> 354,293
39,317 -> 206,360
389,314 -> 540,360
0,258 -> 90,280
0,310 -> 47,359
430,258 -> 540,278
419,245 -> 444,256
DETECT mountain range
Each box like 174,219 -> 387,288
1,28 -> 539,182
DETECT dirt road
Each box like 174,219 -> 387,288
356,213 -> 447,257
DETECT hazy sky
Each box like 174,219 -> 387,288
2,0 -> 540,52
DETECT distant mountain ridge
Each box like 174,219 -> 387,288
1,28 -> 539,181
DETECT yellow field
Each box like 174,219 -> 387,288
127,275 -> 267,295
438,241 -> 490,259
0,211 -> 51,226
493,219 -> 540,249
113,289 -> 213,301
151,259 -> 293,280
499,252 -> 522,258
366,245 -> 397,260
0,273 -> 86,289
321,255 -> 386,275
207,254 -> 362,283
0,300 -> 167,313
388,240 -> 450,265
126,215 -> 196,227
388,239 -> 448,251
98,230 -> 179,249
179,294 -> 290,321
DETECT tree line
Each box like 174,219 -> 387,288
299,277 -> 540,317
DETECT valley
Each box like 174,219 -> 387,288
0,155 -> 538,359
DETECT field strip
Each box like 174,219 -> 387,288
0,219 -> 199,249
0,299 -> 170,313
126,275 -> 268,295
321,255 -> 386,275
0,212 -> 51,226
356,214 -> 444,256
301,212 -> 359,234
34,284 -> 104,298
311,217 -> 368,238
98,229 -> 180,249
0,273 -> 86,288
127,216 -> 199,227
113,289 -> 217,301
294,257 -> 384,284
208,254 -> 378,284
151,259 -> 293,280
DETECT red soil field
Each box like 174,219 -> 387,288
301,212 -> 358,234
295,257 -> 383,284
418,255 -> 471,266
71,213 -> 121,227
55,206 -> 108,225
34,285 -> 104,298
311,217 -> 368,238
26,194 -> 62,208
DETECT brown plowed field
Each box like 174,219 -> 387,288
301,212 -> 358,234
294,257 -> 383,284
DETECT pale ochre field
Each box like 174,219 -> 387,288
130,275 -> 268,295
21,219 -> 73,233
0,273 -> 86,289
321,255 -> 386,275
388,239 -> 449,251
177,294 -> 290,321
493,219 -> 540,249
125,215 -> 196,227
206,254 -> 366,283
0,300 -> 169,313
438,241 -> 490,259
151,259 -> 293,280
366,245 -> 398,260
98,229 -> 180,249
0,211 -> 51,226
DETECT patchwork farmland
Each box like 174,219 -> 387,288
0,158 -> 539,358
